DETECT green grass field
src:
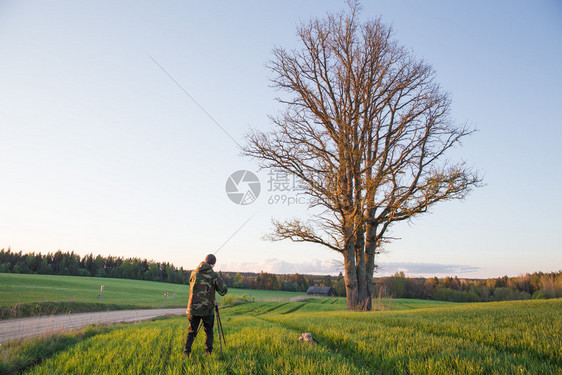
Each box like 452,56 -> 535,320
0,274 -> 453,319
1,274 -> 560,374
1,298 -> 560,374
0,273 -> 305,318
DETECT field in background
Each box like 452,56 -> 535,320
0,273 -> 456,319
0,273 -> 304,319
1,298 -> 560,374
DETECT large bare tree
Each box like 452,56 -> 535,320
243,5 -> 481,310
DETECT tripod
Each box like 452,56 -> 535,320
214,302 -> 226,353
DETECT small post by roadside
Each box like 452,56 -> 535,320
98,285 -> 104,307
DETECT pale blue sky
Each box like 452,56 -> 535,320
1,1 -> 560,278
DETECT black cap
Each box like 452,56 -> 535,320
205,254 -> 216,265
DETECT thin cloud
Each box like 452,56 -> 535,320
376,262 -> 481,276
220,258 -> 480,277
221,258 -> 340,275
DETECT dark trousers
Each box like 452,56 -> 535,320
184,314 -> 214,354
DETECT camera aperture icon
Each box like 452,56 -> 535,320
225,170 -> 261,205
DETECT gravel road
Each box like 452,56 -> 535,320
0,308 -> 186,344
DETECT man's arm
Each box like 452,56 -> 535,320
215,273 -> 228,296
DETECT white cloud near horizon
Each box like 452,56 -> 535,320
220,258 -> 341,275
376,262 -> 481,277
219,258 -> 481,277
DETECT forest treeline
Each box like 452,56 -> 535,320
374,271 -> 562,302
1,248 -> 560,302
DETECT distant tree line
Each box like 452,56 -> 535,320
1,248 -> 559,302
221,271 -> 346,296
0,248 -> 190,284
375,271 -> 562,302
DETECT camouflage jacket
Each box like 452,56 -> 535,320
186,262 -> 228,316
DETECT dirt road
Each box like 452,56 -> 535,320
0,308 -> 186,344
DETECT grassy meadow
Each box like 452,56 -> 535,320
0,273 -> 304,319
1,296 -> 560,374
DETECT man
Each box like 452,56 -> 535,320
183,254 -> 228,356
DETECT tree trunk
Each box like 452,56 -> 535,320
364,221 -> 377,311
344,227 -> 375,311
354,227 -> 369,310
343,243 -> 358,310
